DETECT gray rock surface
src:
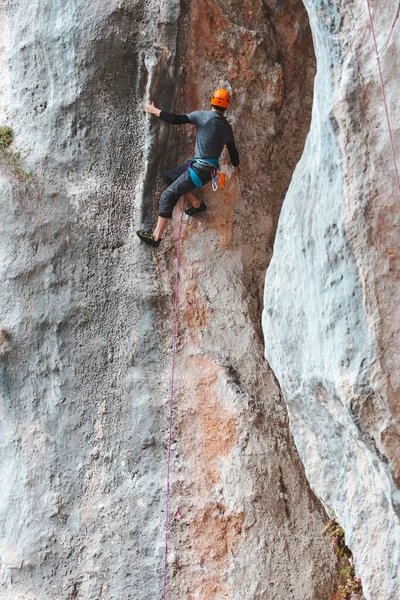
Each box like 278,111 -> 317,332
1,0 -> 343,598
263,1 -> 400,599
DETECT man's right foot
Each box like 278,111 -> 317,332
185,202 -> 207,216
136,230 -> 161,247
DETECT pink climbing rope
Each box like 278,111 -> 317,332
162,202 -> 185,600
365,0 -> 400,201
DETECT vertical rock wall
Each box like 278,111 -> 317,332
0,0 -> 343,599
263,1 -> 400,599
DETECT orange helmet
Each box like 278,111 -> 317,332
210,89 -> 231,109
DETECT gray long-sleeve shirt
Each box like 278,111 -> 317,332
159,109 -> 239,166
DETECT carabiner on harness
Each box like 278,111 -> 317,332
211,170 -> 226,191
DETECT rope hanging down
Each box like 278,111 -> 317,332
365,0 -> 400,201
162,202 -> 185,600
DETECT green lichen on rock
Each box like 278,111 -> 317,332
0,125 -> 13,149
324,518 -> 363,600
0,125 -> 32,179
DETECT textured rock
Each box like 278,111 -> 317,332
263,1 -> 400,599
0,0 -> 343,599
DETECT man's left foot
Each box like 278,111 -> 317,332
136,230 -> 161,247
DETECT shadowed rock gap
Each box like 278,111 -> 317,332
263,1 -> 400,597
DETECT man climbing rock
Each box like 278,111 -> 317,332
136,89 -> 240,247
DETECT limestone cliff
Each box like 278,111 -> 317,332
263,1 -> 400,599
0,0 -> 391,599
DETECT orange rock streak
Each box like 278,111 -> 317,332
171,356 -> 244,599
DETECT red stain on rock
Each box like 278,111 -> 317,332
183,281 -> 210,330
186,578 -> 231,600
187,0 -> 283,109
374,201 -> 400,477
180,355 -> 237,484
205,176 -> 239,249
186,507 -> 244,599
380,421 -> 400,483
180,174 -> 239,248
182,0 -> 293,251
169,355 -> 244,598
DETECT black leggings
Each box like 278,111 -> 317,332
159,164 -> 196,219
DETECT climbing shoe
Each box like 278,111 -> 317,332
185,202 -> 207,216
136,230 -> 161,247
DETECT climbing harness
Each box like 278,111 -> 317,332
187,158 -> 226,192
192,158 -> 225,192
376,0 -> 400,57
192,158 -> 219,168
365,0 -> 400,201
187,157 -> 217,189
161,202 -> 185,600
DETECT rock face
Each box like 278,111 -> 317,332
0,0 -> 349,599
263,0 -> 400,599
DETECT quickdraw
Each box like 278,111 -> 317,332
211,169 -> 226,191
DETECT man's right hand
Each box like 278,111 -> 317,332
144,101 -> 161,117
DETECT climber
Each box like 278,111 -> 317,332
136,88 -> 240,247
